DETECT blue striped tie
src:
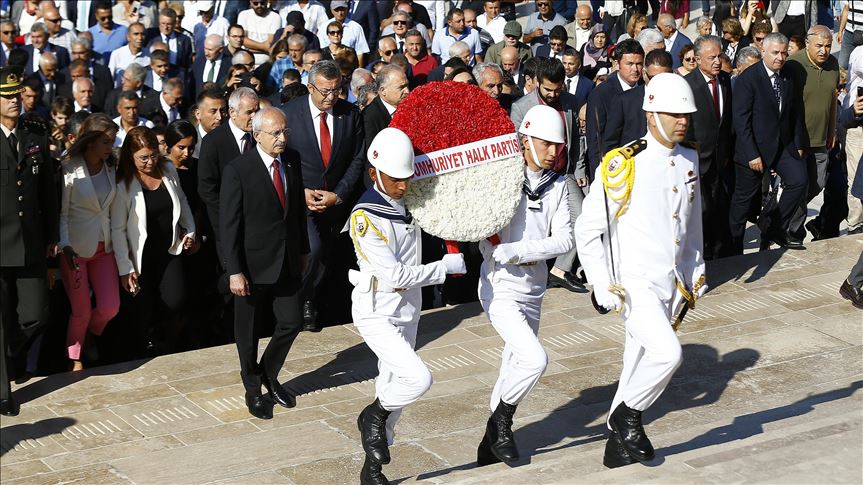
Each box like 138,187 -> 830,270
771,73 -> 781,107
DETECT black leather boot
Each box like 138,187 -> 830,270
609,402 -> 655,462
357,398 -> 392,464
476,430 -> 502,467
603,432 -> 637,468
359,456 -> 389,485
485,400 -> 519,463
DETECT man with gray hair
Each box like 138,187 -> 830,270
24,22 -> 70,75
363,64 -> 409,182
282,59 -> 365,331
734,46 -> 762,77
199,86 -> 260,260
37,51 -> 60,107
192,34 -> 230,97
72,78 -> 95,113
784,25 -> 840,241
232,50 -> 255,70
103,62 -> 156,118
268,34 -> 308,89
636,28 -> 665,56
350,68 -> 373,104
219,105 -> 309,420
657,13 -> 692,69
730,31 -> 808,252
449,41 -> 473,66
0,20 -> 16,66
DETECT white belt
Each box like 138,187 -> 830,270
348,270 -> 406,293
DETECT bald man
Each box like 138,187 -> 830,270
192,33 -> 230,97
377,37 -> 398,65
565,4 -> 593,51
499,46 -> 526,92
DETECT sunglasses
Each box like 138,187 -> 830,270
393,20 -> 408,25
328,30 -> 342,35
381,49 -> 395,56
536,2 -> 550,6
684,57 -> 695,62
1,31 -> 14,35
755,36 -> 765,41
97,16 -> 111,21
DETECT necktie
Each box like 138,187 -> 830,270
8,131 -> 18,160
771,73 -> 781,107
319,111 -> 331,168
206,60 -> 216,82
241,132 -> 253,153
565,78 -> 572,93
398,40 -> 404,53
272,159 -> 286,209
347,0 -> 355,21
709,78 -> 720,119
169,108 -> 177,123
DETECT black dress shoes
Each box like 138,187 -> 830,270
805,219 -> 823,241
609,402 -> 655,462
359,456 -> 389,485
766,229 -> 805,250
1,397 -> 20,416
839,279 -> 863,309
261,370 -> 296,408
603,432 -> 637,468
548,272 -> 588,293
302,300 -> 320,332
245,393 -> 273,420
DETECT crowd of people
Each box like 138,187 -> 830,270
1,0 -> 861,424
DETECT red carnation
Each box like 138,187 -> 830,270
390,81 -> 515,155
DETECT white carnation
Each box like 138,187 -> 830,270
405,154 -> 524,241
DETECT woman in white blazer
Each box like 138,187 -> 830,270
59,115 -> 122,371
111,126 -> 196,355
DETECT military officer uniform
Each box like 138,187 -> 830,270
575,73 -> 706,468
348,128 -> 465,485
0,66 -> 59,416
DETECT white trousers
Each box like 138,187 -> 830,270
607,288 -> 682,428
354,317 -> 432,445
484,298 -> 548,411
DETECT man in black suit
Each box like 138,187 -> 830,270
199,87 -> 260,263
348,0 -> 381,54
190,34 -> 231,101
144,49 -> 186,94
23,23 -> 70,75
685,35 -> 735,259
139,77 -> 186,128
602,49 -> 673,156
730,32 -> 808,253
103,63 -> 158,118
220,106 -> 308,420
584,39 -> 644,181
65,39 -> 113,113
146,8 -> 193,70
281,60 -> 364,331
0,66 -> 59,416
362,65 -> 409,186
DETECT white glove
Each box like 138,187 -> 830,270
593,286 -> 622,312
441,253 -> 467,274
696,282 -> 709,299
491,243 -> 519,265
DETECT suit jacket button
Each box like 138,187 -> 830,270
18,196 -> 23,201
18,211 -> 23,217
17,180 -> 22,186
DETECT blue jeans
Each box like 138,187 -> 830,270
839,29 -> 857,70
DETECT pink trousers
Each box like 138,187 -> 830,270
60,242 -> 120,360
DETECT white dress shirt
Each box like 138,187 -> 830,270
114,116 -> 155,147
565,74 -> 580,95
700,70 -> 724,118
477,14 -> 506,44
159,93 -> 178,124
308,95 -> 334,152
257,144 -> 287,197
228,118 -> 249,152
108,46 -> 150,85
318,19 -> 369,55
161,32 -> 179,65
204,58 -> 223,83
664,30 -> 678,52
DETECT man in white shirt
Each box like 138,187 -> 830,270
0,21 -> 16,64
113,91 -> 155,147
565,4 -> 594,51
562,49 -> 582,95
279,0 -> 327,34
237,0 -> 282,67
431,8 -> 482,64
72,78 -> 95,113
109,22 -> 150,87
476,0 -> 506,44
317,0 -> 369,67
192,89 -> 226,158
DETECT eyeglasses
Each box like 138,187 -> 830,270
258,128 -> 290,139
381,49 -> 395,56
135,154 -> 160,163
684,57 -> 695,62
310,83 -> 341,98
392,20 -> 408,25
328,30 -> 342,35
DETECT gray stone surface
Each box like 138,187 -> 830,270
2,235 -> 861,484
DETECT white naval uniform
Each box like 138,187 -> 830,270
347,185 -> 448,444
574,131 -> 705,425
479,167 -> 573,411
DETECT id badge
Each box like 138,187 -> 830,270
527,199 -> 542,211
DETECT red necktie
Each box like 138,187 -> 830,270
272,159 -> 286,209
710,78 -> 720,120
319,111 -> 331,168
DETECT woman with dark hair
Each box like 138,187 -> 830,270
110,126 -> 196,356
164,120 -> 199,209
222,64 -> 250,98
59,115 -> 121,371
677,44 -> 696,76
446,66 -> 477,84
580,24 -> 611,81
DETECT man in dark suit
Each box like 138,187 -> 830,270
190,34 -> 231,101
685,36 -> 735,259
348,0 -> 381,54
199,87 -> 260,263
145,8 -> 193,70
220,106 -> 309,420
602,49 -> 673,155
22,24 -> 71,75
561,49 -> 593,108
0,66 -> 59,416
65,39 -> 114,113
362,65 -> 409,185
103,63 -> 157,118
584,39 -> 644,180
281,60 -> 364,331
139,77 -> 186,128
535,25 -> 568,60
144,49 -> 187,94
730,32 -> 808,253
658,13 -> 692,70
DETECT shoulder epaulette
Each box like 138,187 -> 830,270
349,209 -> 388,262
600,139 -> 645,219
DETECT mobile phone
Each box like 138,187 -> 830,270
857,86 -> 862,98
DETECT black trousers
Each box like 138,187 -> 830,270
701,159 -> 734,259
301,211 -> 341,304
728,148 -> 808,254
779,14 -> 807,40
0,265 -> 49,401
234,277 -> 302,395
